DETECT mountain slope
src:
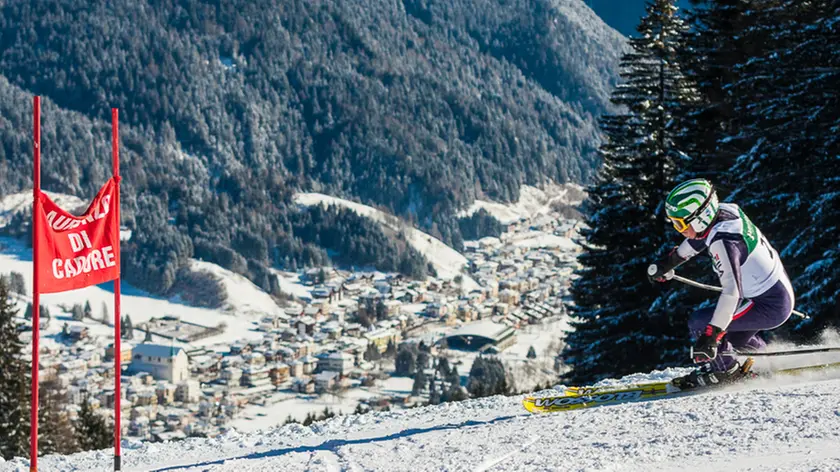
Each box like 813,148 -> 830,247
6,369 -> 840,471
0,0 -> 626,292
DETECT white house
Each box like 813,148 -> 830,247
314,371 -> 339,392
316,351 -> 355,375
129,344 -> 189,383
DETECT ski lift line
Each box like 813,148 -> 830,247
670,274 -> 809,319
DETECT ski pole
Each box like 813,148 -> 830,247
671,274 -> 809,319
725,346 -> 840,357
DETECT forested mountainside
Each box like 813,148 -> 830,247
0,0 -> 624,295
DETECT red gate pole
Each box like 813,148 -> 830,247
30,96 -> 41,472
112,108 -> 122,471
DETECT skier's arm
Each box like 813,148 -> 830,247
707,237 -> 748,330
676,237 -> 705,261
648,238 -> 705,282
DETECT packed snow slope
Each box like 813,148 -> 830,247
6,369 -> 840,472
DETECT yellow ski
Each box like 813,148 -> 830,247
523,382 -> 678,413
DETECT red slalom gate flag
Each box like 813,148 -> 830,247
35,177 -> 120,293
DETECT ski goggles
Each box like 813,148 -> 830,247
668,214 -> 692,232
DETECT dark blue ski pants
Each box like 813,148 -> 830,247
688,278 -> 795,372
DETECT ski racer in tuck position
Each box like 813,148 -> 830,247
647,178 -> 796,389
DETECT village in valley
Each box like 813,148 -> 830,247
1,186 -> 584,442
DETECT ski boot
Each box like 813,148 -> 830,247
672,357 -> 755,390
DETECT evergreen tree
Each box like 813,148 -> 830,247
725,0 -> 840,339
75,397 -> 112,452
442,383 -> 468,403
100,302 -> 109,323
0,280 -> 30,460
466,357 -> 509,397
384,339 -> 397,358
363,343 -> 381,362
302,412 -> 315,426
38,382 -> 80,455
437,357 -> 451,377
71,303 -> 84,321
395,347 -> 417,376
8,272 -> 26,296
678,0 -> 762,182
447,366 -> 461,387
411,370 -> 427,396
416,351 -> 430,371
526,346 -> 537,359
121,315 -> 135,340
564,0 -> 699,384
83,300 -> 92,319
357,312 -> 373,329
428,379 -> 441,405
26,303 -> 50,321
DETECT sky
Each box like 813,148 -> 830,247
584,0 -> 696,37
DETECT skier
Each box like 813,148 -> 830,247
647,178 -> 795,389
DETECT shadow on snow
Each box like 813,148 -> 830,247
149,415 -> 522,471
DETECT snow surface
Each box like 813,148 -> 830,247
294,193 -> 478,289
0,191 -> 87,228
229,377 -> 415,433
6,368 -> 840,472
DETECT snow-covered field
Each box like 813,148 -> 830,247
6,368 -> 840,472
458,183 -> 585,224
229,377 -> 415,433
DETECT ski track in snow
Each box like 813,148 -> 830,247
5,373 -> 840,472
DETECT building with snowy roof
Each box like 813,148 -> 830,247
129,344 -> 190,383
439,320 -> 517,352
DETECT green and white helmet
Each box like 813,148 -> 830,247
665,178 -> 719,233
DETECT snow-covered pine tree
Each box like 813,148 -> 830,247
466,356 -> 509,397
727,0 -> 840,339
125,314 -> 134,339
0,280 -> 30,460
563,0 -> 700,384
38,382 -> 80,455
75,396 -> 112,452
395,347 -> 416,376
71,303 -> 84,321
411,370 -> 426,396
677,0 -> 762,182
790,2 -> 840,336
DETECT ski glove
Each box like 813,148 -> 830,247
647,247 -> 685,283
692,324 -> 726,363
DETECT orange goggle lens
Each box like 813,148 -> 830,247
668,215 -> 690,232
